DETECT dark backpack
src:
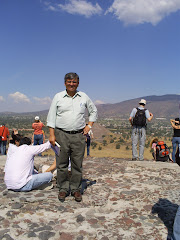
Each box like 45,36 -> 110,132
132,108 -> 146,127
156,141 -> 169,162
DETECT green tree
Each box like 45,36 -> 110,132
91,142 -> 97,149
103,140 -> 107,146
116,143 -> 120,149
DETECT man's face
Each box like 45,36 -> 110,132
65,78 -> 79,94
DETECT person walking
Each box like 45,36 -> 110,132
129,99 -> 153,161
47,72 -> 97,202
170,118 -> 180,163
32,116 -> 45,146
0,123 -> 10,155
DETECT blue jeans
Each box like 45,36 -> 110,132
0,141 -> 7,155
34,134 -> 43,145
172,137 -> 180,163
132,126 -> 146,160
13,172 -> 53,192
171,206 -> 180,240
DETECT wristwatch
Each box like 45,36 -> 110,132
88,125 -> 92,129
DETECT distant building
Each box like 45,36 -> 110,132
156,118 -> 166,120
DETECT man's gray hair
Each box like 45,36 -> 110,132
64,72 -> 79,82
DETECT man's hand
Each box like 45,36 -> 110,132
49,127 -> 56,146
83,122 -> 94,135
129,117 -> 133,126
83,125 -> 90,135
148,112 -> 153,122
13,129 -> 18,135
49,135 -> 56,146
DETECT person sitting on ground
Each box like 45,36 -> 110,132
4,137 -> 53,192
6,130 -> 40,172
4,131 -> 23,174
150,138 -> 158,161
42,157 -> 71,179
170,118 -> 180,163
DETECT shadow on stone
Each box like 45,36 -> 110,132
152,198 -> 179,239
81,178 -> 96,194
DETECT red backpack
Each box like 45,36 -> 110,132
156,141 -> 169,161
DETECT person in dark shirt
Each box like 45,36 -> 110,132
170,118 -> 180,163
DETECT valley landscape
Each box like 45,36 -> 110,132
1,94 -> 179,159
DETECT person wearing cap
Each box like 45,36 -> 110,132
32,116 -> 45,146
0,123 -> 10,155
47,72 -> 97,202
129,99 -> 153,161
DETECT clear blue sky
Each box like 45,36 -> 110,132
0,0 -> 180,112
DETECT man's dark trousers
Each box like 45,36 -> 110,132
55,128 -> 86,194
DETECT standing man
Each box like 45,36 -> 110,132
129,99 -> 153,161
0,123 -> 10,155
47,72 -> 97,202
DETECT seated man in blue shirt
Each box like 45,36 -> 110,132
47,72 -> 97,202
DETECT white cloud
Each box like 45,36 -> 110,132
106,0 -> 180,25
0,96 -> 5,102
94,100 -> 105,105
46,0 -> 102,17
33,96 -> 52,105
9,92 -> 30,103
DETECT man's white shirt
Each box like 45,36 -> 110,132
4,141 -> 51,189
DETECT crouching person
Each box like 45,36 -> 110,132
4,137 -> 53,192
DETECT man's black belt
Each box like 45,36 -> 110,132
56,127 -> 84,134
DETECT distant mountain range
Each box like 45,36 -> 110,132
96,94 -> 180,119
1,94 -> 180,119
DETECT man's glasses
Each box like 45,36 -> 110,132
66,80 -> 78,84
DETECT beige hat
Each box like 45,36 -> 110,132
35,116 -> 39,120
139,99 -> 146,105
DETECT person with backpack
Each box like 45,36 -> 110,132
129,99 -> 153,161
170,118 -> 180,163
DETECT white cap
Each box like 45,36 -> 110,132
139,99 -> 146,105
35,116 -> 39,120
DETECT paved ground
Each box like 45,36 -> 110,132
0,155 -> 180,240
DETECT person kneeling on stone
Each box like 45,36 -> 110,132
4,137 -> 53,192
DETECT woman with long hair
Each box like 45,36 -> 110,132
150,138 -> 158,161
